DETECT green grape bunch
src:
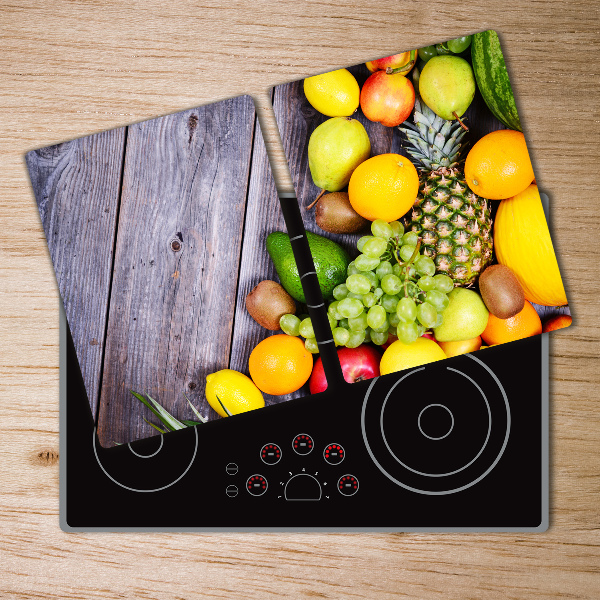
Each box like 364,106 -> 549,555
280,219 -> 455,353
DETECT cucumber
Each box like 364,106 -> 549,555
471,30 -> 522,132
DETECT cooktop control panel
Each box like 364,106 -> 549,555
224,435 -> 358,501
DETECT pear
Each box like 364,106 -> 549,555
419,55 -> 476,121
308,117 -> 371,192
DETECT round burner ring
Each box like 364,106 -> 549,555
361,353 -> 510,495
417,403 -> 454,441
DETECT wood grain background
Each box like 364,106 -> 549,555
1,0 -> 598,598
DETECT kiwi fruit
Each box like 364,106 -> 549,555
314,192 -> 369,234
479,264 -> 525,319
246,280 -> 296,330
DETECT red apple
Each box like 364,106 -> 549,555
366,52 -> 415,75
381,334 -> 398,351
360,71 -> 415,127
309,345 -> 381,394
542,314 -> 572,333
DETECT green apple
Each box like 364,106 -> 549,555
434,288 -> 489,342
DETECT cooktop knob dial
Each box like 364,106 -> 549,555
246,474 -> 268,496
337,474 -> 359,496
292,433 -> 313,455
323,443 -> 345,465
260,443 -> 282,465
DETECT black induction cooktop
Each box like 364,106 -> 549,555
59,193 -> 549,532
27,34 -> 567,531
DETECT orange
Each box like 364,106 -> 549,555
542,314 -> 572,333
464,130 -> 534,200
481,301 -> 542,345
348,153 -> 419,221
249,334 -> 313,395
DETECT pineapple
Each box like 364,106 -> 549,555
399,98 -> 493,286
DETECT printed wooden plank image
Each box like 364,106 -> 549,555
26,130 -> 126,418
27,94 -> 327,447
97,98 -> 256,445
27,96 -> 275,445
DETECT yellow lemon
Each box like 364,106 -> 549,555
380,337 -> 447,375
205,369 -> 264,417
304,69 -> 360,117
437,336 -> 482,358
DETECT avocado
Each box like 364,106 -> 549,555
266,231 -> 350,303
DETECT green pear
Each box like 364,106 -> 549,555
434,288 -> 489,342
308,117 -> 371,192
419,55 -> 476,120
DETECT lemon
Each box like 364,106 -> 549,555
304,69 -> 360,117
380,337 -> 446,375
205,369 -> 264,417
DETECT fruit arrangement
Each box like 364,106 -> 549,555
268,34 -> 569,385
134,33 -> 571,430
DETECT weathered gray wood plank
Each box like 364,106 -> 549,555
97,97 -> 255,445
228,114 -> 311,405
24,129 -> 126,417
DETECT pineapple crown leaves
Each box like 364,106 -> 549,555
399,97 -> 468,171
130,390 -> 208,433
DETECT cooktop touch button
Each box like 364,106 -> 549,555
246,474 -> 268,496
323,443 -> 345,465
292,433 -> 313,455
260,443 -> 282,465
337,474 -> 359,496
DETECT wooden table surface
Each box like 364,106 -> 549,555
1,1 -> 598,598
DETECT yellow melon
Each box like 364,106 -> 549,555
494,184 -> 567,306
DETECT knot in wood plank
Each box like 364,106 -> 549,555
34,449 -> 59,466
